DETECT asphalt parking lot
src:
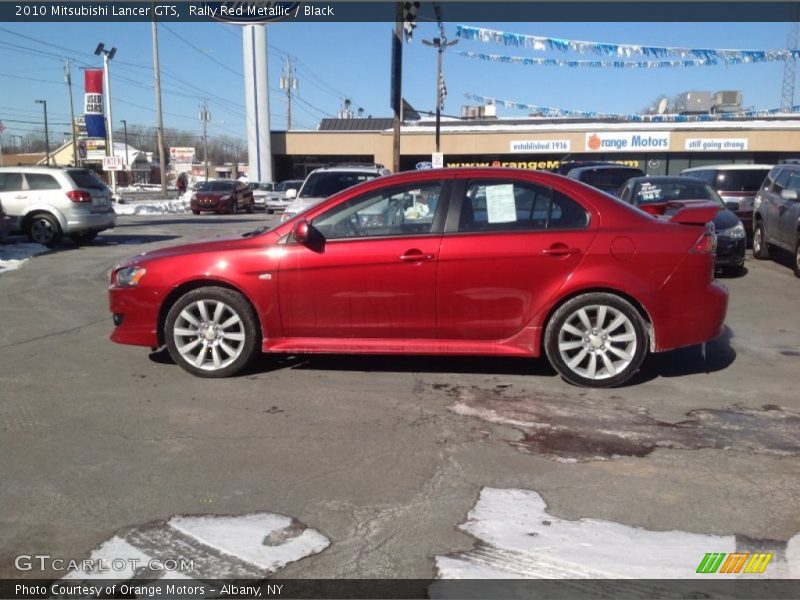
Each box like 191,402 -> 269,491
1,213 -> 799,581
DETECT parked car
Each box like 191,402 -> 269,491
0,166 -> 116,246
248,182 -> 275,210
264,179 -> 304,214
752,163 -> 800,276
551,160 -> 636,176
566,165 -> 645,195
0,199 -> 10,241
280,164 -> 391,222
617,176 -> 746,273
190,180 -> 254,215
109,168 -> 727,388
680,164 -> 772,236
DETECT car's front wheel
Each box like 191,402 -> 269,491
165,286 -> 260,378
752,221 -> 770,259
544,293 -> 647,388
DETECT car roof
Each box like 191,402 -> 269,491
568,164 -> 643,173
681,164 -> 773,171
309,164 -> 390,176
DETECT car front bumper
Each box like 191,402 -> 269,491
109,285 -> 163,347
715,235 -> 746,267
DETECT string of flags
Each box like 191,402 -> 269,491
456,25 -> 800,63
464,93 -> 800,122
458,50 -> 800,69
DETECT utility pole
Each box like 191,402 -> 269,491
35,99 -> 50,166
279,56 -> 298,130
423,16 -> 458,153
121,119 -> 129,185
391,2 -> 403,173
199,98 -> 210,182
64,60 -> 78,166
95,43 -> 117,195
152,20 -> 167,196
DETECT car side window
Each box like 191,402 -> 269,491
313,181 -> 443,240
458,180 -> 589,233
772,169 -> 791,194
0,172 -> 24,192
25,173 -> 61,191
690,170 -> 715,185
786,171 -> 800,192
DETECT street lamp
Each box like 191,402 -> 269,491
95,42 -> 117,194
35,99 -> 50,166
11,134 -> 23,153
422,30 -> 458,153
120,118 -> 129,185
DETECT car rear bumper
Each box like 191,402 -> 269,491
66,211 -> 116,233
652,281 -> 728,352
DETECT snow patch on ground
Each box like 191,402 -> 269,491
114,197 -> 190,216
436,488 -> 799,579
0,243 -> 47,275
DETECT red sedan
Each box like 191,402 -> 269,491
109,168 -> 727,387
190,180 -> 254,214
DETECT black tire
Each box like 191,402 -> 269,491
794,239 -> 800,279
26,213 -> 62,247
69,231 -> 99,245
192,210 -> 200,215
266,209 -> 274,215
246,199 -> 254,214
165,286 -> 260,378
229,199 -> 238,215
752,220 -> 770,260
544,293 -> 648,388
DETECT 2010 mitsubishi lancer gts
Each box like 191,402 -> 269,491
109,168 -> 728,387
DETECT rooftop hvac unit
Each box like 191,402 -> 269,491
712,90 -> 743,113
461,105 -> 482,119
675,91 -> 712,114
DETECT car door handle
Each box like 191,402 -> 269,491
542,245 -> 581,257
399,251 -> 435,262
14,195 -> 28,199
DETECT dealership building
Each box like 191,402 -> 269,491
269,114 -> 800,180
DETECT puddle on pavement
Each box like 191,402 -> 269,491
440,385 -> 800,462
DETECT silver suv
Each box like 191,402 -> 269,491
752,163 -> 800,277
0,166 -> 116,246
281,164 -> 391,222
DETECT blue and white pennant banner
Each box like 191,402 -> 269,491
456,25 -> 800,64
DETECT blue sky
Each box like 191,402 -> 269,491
0,20 -> 795,145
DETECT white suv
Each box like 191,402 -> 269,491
280,164 -> 391,222
0,166 -> 116,246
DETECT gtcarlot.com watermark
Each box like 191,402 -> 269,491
15,553 -> 194,573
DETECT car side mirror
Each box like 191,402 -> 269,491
724,201 -> 740,211
292,219 -> 310,244
780,189 -> 799,201
286,189 -> 297,200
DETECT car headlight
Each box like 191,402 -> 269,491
115,266 -> 147,287
719,222 -> 745,239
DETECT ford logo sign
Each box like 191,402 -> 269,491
416,162 -> 434,170
209,1 -> 301,24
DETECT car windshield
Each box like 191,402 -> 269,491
251,183 -> 273,191
299,172 -> 378,198
67,169 -> 108,191
716,169 -> 770,192
276,180 -> 303,192
199,181 -> 235,192
633,181 -> 724,207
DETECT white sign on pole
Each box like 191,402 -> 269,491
103,156 -> 124,171
432,152 -> 444,169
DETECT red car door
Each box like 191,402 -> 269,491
277,180 -> 446,339
437,177 -> 596,340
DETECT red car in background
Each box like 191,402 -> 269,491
110,168 -> 727,387
191,180 -> 254,215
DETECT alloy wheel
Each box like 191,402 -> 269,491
30,218 -> 56,245
172,299 -> 247,371
557,304 -> 638,381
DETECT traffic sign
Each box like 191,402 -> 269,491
431,152 -> 444,169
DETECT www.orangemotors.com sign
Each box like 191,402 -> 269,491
585,131 -> 671,152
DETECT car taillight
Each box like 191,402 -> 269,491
67,190 -> 92,203
690,231 -> 716,255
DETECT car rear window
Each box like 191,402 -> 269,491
300,172 -> 378,198
715,169 -> 770,192
25,173 -> 61,191
579,168 -> 644,193
67,169 -> 108,190
633,181 -> 722,205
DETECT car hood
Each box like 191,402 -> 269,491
116,233 -> 279,268
284,196 -> 325,214
195,191 -> 229,200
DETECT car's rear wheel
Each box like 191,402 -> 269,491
192,210 -> 200,215
27,213 -> 62,247
246,199 -> 254,214
752,221 -> 770,259
165,286 -> 260,378
544,293 -> 647,388
794,239 -> 800,278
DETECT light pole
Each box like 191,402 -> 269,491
422,31 -> 458,153
11,134 -> 23,153
94,42 -> 117,194
120,118 -> 130,185
35,99 -> 50,166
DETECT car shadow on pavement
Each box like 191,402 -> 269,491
760,247 -> 799,276
715,266 -> 748,279
628,326 -> 736,385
